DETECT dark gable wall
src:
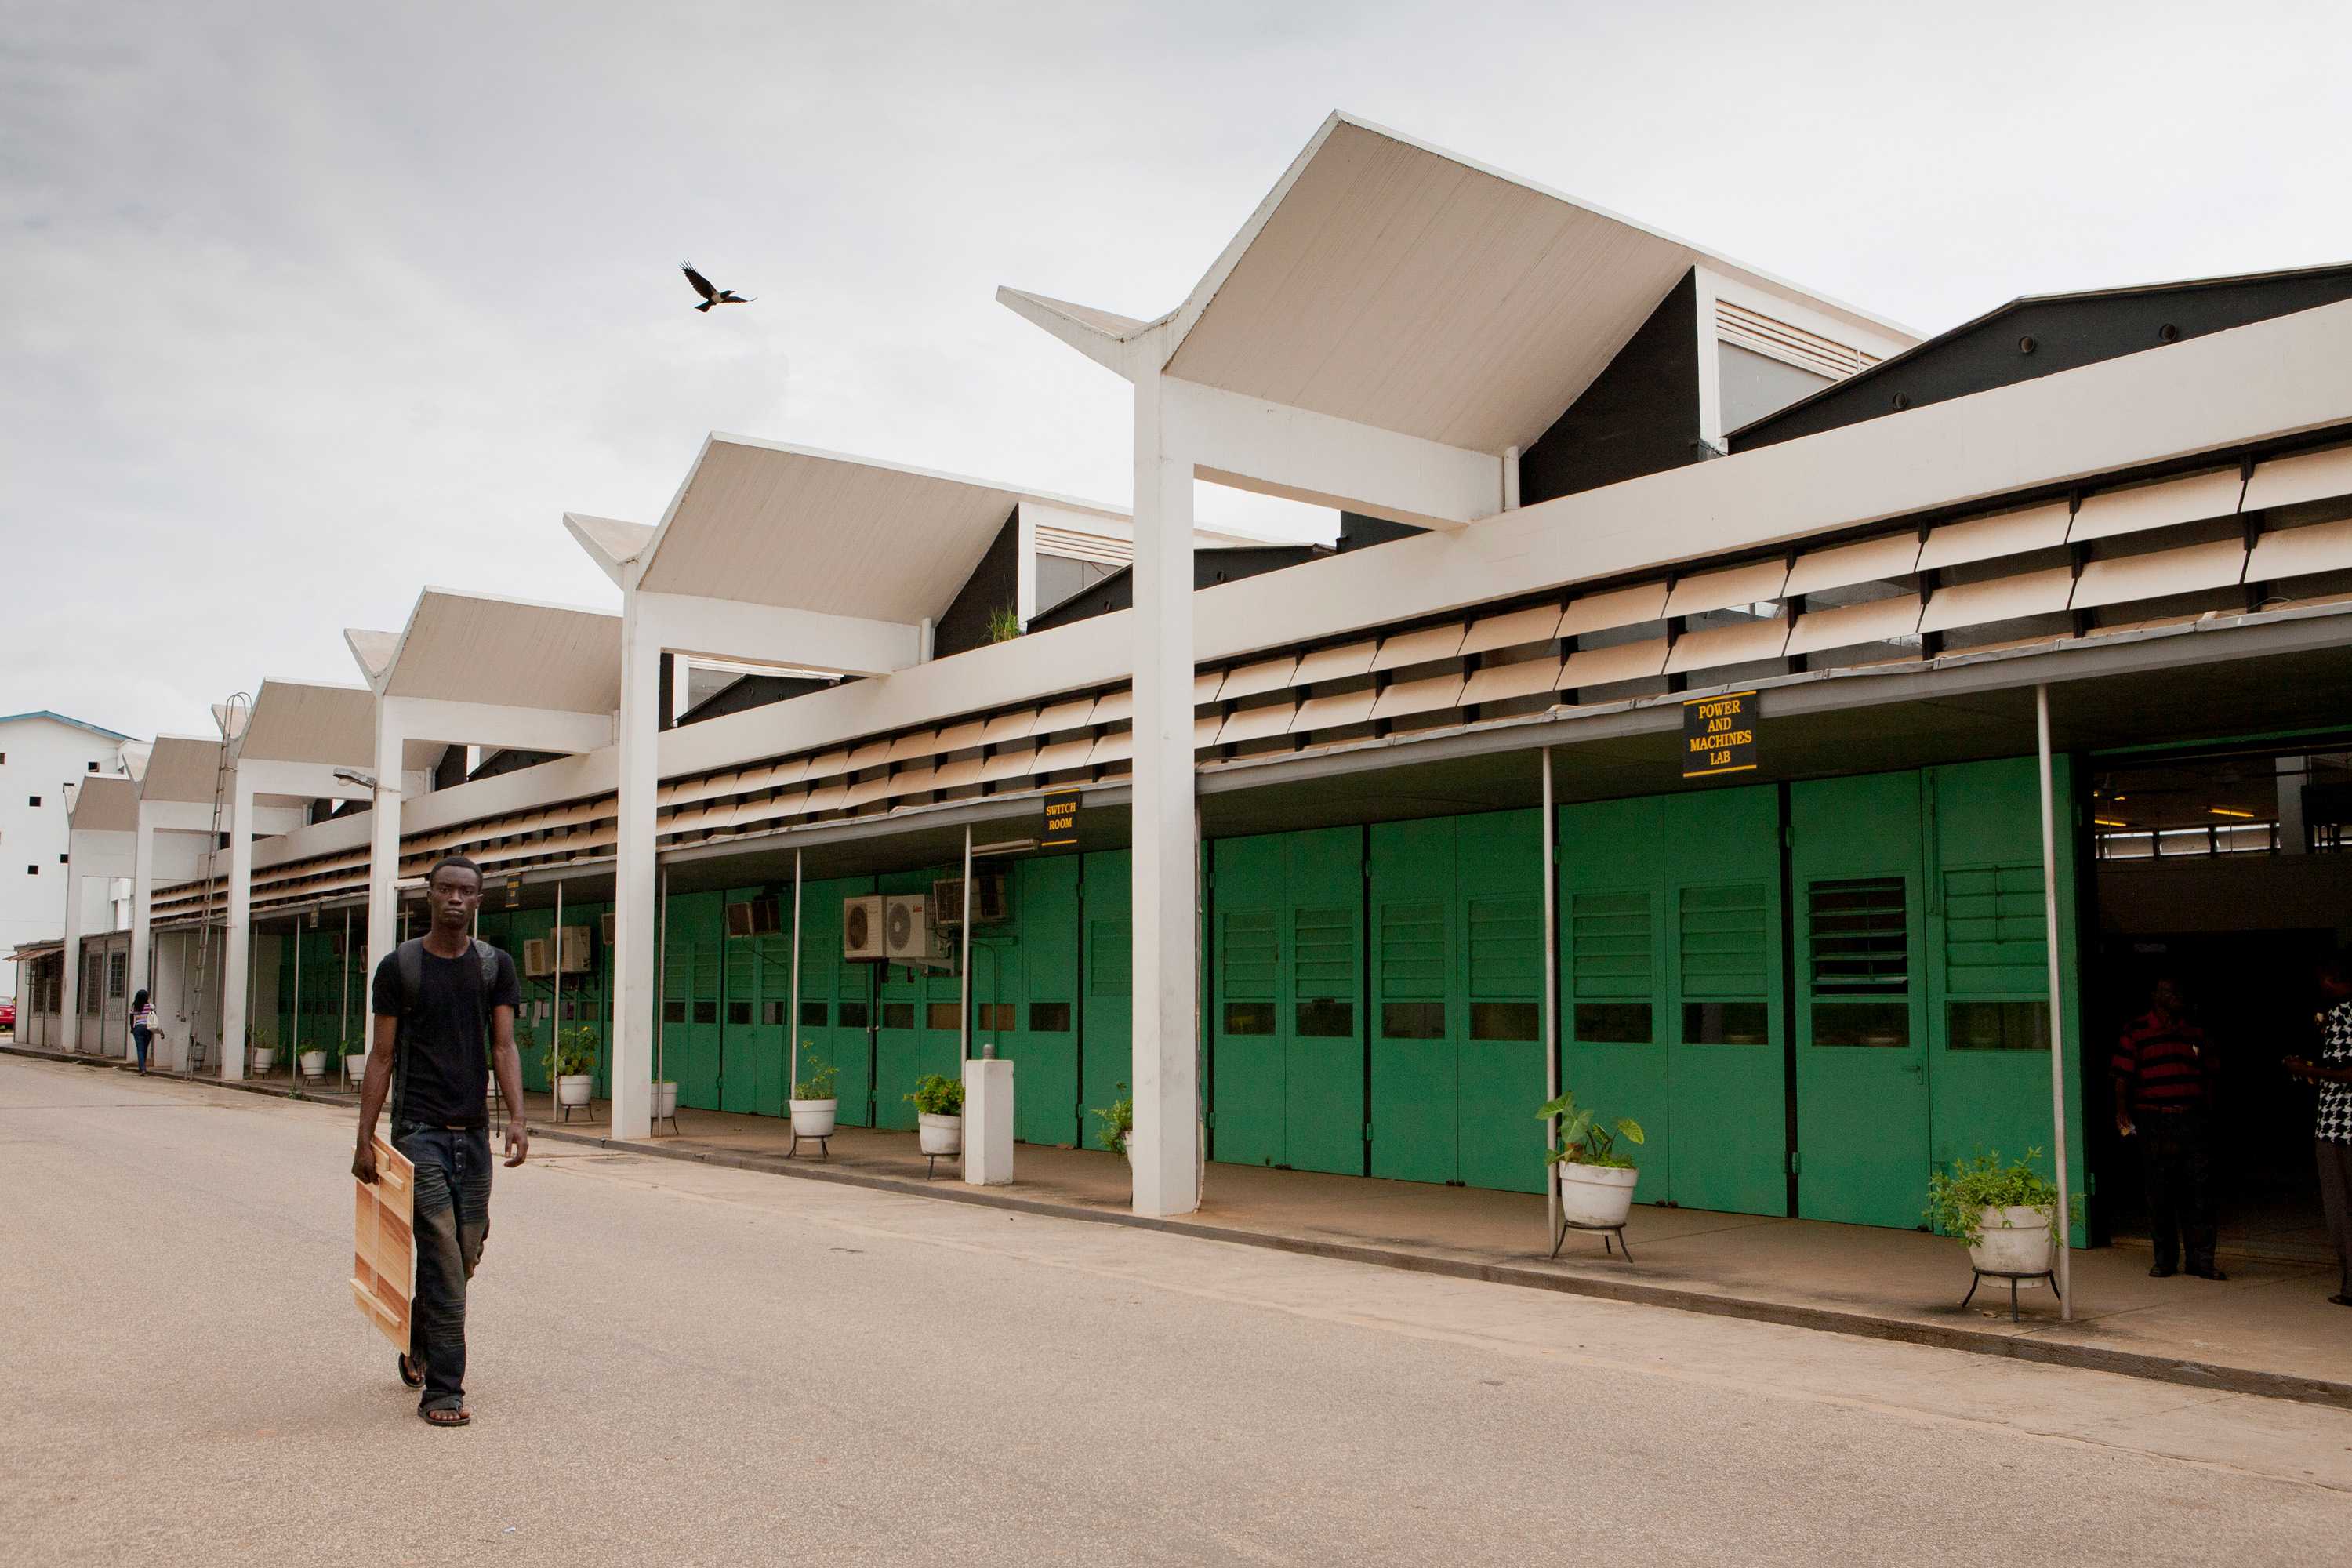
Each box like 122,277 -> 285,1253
1518,269 -> 1701,505
1733,267 -> 2352,451
932,508 -> 1022,659
1023,544 -> 1329,634
674,671 -> 835,726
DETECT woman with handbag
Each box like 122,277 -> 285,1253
129,989 -> 158,1075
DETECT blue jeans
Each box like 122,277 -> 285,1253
394,1123 -> 493,1409
130,1025 -> 151,1071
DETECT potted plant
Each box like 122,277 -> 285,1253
1535,1090 -> 1646,1228
1091,1083 -> 1134,1159
790,1047 -> 839,1138
342,1028 -> 368,1087
249,1025 -> 277,1076
1925,1149 -> 2081,1277
654,1076 -> 679,1120
298,1036 -> 329,1081
544,1025 -> 597,1109
907,1073 -> 964,1156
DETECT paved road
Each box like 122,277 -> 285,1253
5,1055 -> 2350,1566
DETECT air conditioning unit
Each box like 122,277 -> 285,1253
930,875 -> 1009,927
521,938 -> 553,978
556,924 -> 592,973
883,893 -> 938,965
725,895 -> 782,938
842,895 -> 885,961
601,911 -> 616,946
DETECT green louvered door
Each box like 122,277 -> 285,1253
1662,788 -> 1785,1217
1080,851 -> 1132,1132
1457,811 -> 1545,1193
1793,773 -> 1931,1226
873,870 -> 934,1131
1210,836 -> 1287,1167
664,891 -> 725,1110
1560,798 -> 1669,1204
1371,818 -> 1456,1184
793,879 -> 875,1125
720,885 -> 765,1114
1284,828 -> 1364,1175
1008,855 -> 1080,1145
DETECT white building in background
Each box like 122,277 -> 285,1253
0,712 -> 136,1001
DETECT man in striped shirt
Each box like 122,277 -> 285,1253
2112,978 -> 2223,1280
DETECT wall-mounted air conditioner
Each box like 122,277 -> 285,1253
883,893 -> 939,966
521,938 -> 553,978
930,876 -> 1009,927
556,924 -> 592,973
842,895 -> 885,961
725,895 -> 782,938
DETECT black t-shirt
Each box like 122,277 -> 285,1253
372,942 -> 521,1128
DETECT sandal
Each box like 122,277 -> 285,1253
419,1400 -> 470,1428
397,1353 -> 425,1390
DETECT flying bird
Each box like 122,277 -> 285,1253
681,262 -> 755,312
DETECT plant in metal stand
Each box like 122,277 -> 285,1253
789,1046 -> 840,1156
1926,1149 -> 2082,1319
1091,1083 -> 1134,1157
907,1072 -> 965,1171
1534,1089 -> 1646,1256
545,1025 -> 597,1120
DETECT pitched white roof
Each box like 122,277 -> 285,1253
368,587 -> 623,716
140,735 -> 226,804
236,678 -> 376,768
67,774 -> 140,832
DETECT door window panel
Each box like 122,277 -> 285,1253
1806,876 -> 1910,1046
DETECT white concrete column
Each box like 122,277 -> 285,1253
608,595 -> 659,1140
365,703 -> 404,999
129,816 -> 156,1004
59,857 -> 86,1052
962,1058 -> 1014,1185
1128,368 -> 1200,1218
220,773 -> 253,1080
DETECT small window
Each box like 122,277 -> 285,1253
25,865 -> 37,876
28,796 -> 40,808
561,1000 -> 577,1020
839,1001 -> 870,1029
1029,1000 -> 1072,1033
981,1002 -> 1015,1033
761,1000 -> 786,1026
1682,1001 -> 1769,1044
726,1000 -> 752,1025
1947,1000 -> 2049,1051
1295,998 -> 1355,1037
1382,1001 -> 1446,1040
798,1000 -> 829,1027
691,1000 -> 717,1025
1471,1000 -> 1540,1041
1812,1002 -> 1910,1047
86,761 -> 100,773
1574,1002 -> 1650,1044
882,1001 -> 915,1030
926,1001 -> 961,1032
1221,1001 -> 1276,1036
59,853 -> 68,864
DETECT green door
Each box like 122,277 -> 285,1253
1007,855 -> 1081,1146
1925,757 -> 2087,1243
1456,811 -> 1546,1194
1209,835 -> 1287,1167
1080,850 -> 1131,1130
1661,787 -> 1786,1217
1559,797 -> 1670,1205
872,869 -> 933,1131
1793,774 -> 1931,1226
1371,818 -> 1456,1185
665,891 -> 724,1110
792,878 -> 876,1125
1281,827 -> 1364,1176
720,885 -> 764,1114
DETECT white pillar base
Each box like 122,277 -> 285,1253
962,1058 -> 1015,1186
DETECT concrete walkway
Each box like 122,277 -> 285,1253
16,1040 -> 2351,1407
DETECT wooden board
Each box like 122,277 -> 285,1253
351,1134 -> 413,1355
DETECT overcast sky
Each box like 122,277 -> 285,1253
5,0 -> 2347,744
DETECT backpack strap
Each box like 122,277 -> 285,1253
390,938 -> 503,1128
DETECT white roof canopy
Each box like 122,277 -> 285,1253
622,434 -> 1127,624
1003,111 -> 1915,455
140,735 -> 227,804
364,586 -> 622,717
67,775 -> 139,832
235,678 -> 376,768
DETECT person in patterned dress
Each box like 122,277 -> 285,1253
2285,953 -> 2352,1308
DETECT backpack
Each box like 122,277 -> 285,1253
389,937 -> 502,1126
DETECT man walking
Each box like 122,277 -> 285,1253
352,855 -> 526,1427
2111,977 -> 2224,1280
2286,953 -> 2352,1307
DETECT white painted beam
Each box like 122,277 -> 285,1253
379,695 -> 615,757
1165,377 -> 1503,532
636,590 -> 924,678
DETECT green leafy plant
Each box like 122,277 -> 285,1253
543,1025 -> 597,1079
794,1046 -> 838,1101
986,605 -> 1022,644
1091,1083 -> 1133,1152
1535,1090 -> 1646,1169
906,1073 -> 964,1117
1923,1149 -> 2082,1246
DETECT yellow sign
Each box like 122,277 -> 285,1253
1682,690 -> 1759,779
1040,786 -> 1082,848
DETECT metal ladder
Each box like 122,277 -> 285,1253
183,692 -> 249,1073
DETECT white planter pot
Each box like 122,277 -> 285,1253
1557,1160 -> 1639,1229
790,1098 -> 838,1138
1967,1205 -> 2053,1276
344,1054 -> 368,1081
250,1048 -> 278,1075
918,1112 -> 963,1156
654,1081 -> 678,1118
1118,1131 -> 1134,1161
557,1073 -> 593,1108
298,1050 -> 328,1079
